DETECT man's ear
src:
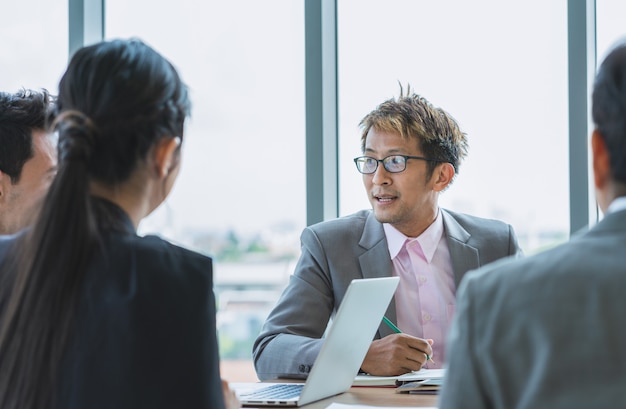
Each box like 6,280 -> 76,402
432,162 -> 455,192
152,136 -> 181,178
0,170 -> 8,202
592,129 -> 610,190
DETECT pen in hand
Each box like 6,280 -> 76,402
382,316 -> 435,365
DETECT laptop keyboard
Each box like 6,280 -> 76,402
242,384 -> 304,400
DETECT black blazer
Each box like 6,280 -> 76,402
0,199 -> 225,409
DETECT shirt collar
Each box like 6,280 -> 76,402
383,223 -> 407,259
608,196 -> 626,214
383,209 -> 444,262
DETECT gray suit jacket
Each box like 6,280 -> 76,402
439,209 -> 626,409
253,208 -> 521,380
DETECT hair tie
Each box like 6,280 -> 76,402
54,110 -> 97,163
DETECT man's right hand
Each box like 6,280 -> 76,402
359,334 -> 434,376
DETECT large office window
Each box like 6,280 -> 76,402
337,0 -> 570,255
106,0 -> 306,380
6,0 -> 623,382
0,0 -> 68,92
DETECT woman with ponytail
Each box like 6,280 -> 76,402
0,38 -> 239,409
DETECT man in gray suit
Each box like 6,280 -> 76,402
439,43 -> 626,409
253,88 -> 521,380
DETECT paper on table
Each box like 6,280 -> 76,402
352,374 -> 399,387
325,403 -> 436,409
395,368 -> 446,384
395,378 -> 443,394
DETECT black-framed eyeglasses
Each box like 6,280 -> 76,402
353,155 -> 441,174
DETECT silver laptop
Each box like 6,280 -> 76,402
233,276 -> 399,407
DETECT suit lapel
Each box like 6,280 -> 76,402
442,210 -> 480,287
357,211 -> 398,338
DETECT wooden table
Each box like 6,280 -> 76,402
243,385 -> 438,408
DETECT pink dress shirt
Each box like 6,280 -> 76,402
383,209 -> 456,368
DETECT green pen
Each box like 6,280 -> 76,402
382,316 -> 435,364
382,315 -> 402,333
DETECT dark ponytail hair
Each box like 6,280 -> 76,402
0,39 -> 191,409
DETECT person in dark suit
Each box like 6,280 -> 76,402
439,41 -> 626,409
0,39 -> 239,409
253,88 -> 521,380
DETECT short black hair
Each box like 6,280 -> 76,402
592,42 -> 626,184
0,89 -> 54,183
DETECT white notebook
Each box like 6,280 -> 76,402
353,368 -> 446,387
395,368 -> 446,384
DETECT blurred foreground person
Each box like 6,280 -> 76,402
440,41 -> 626,409
0,39 -> 239,409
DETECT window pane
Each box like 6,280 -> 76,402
597,1 -> 626,63
338,0 -> 569,254
106,0 -> 305,381
0,0 -> 68,93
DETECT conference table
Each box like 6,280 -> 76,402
244,384 -> 438,408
